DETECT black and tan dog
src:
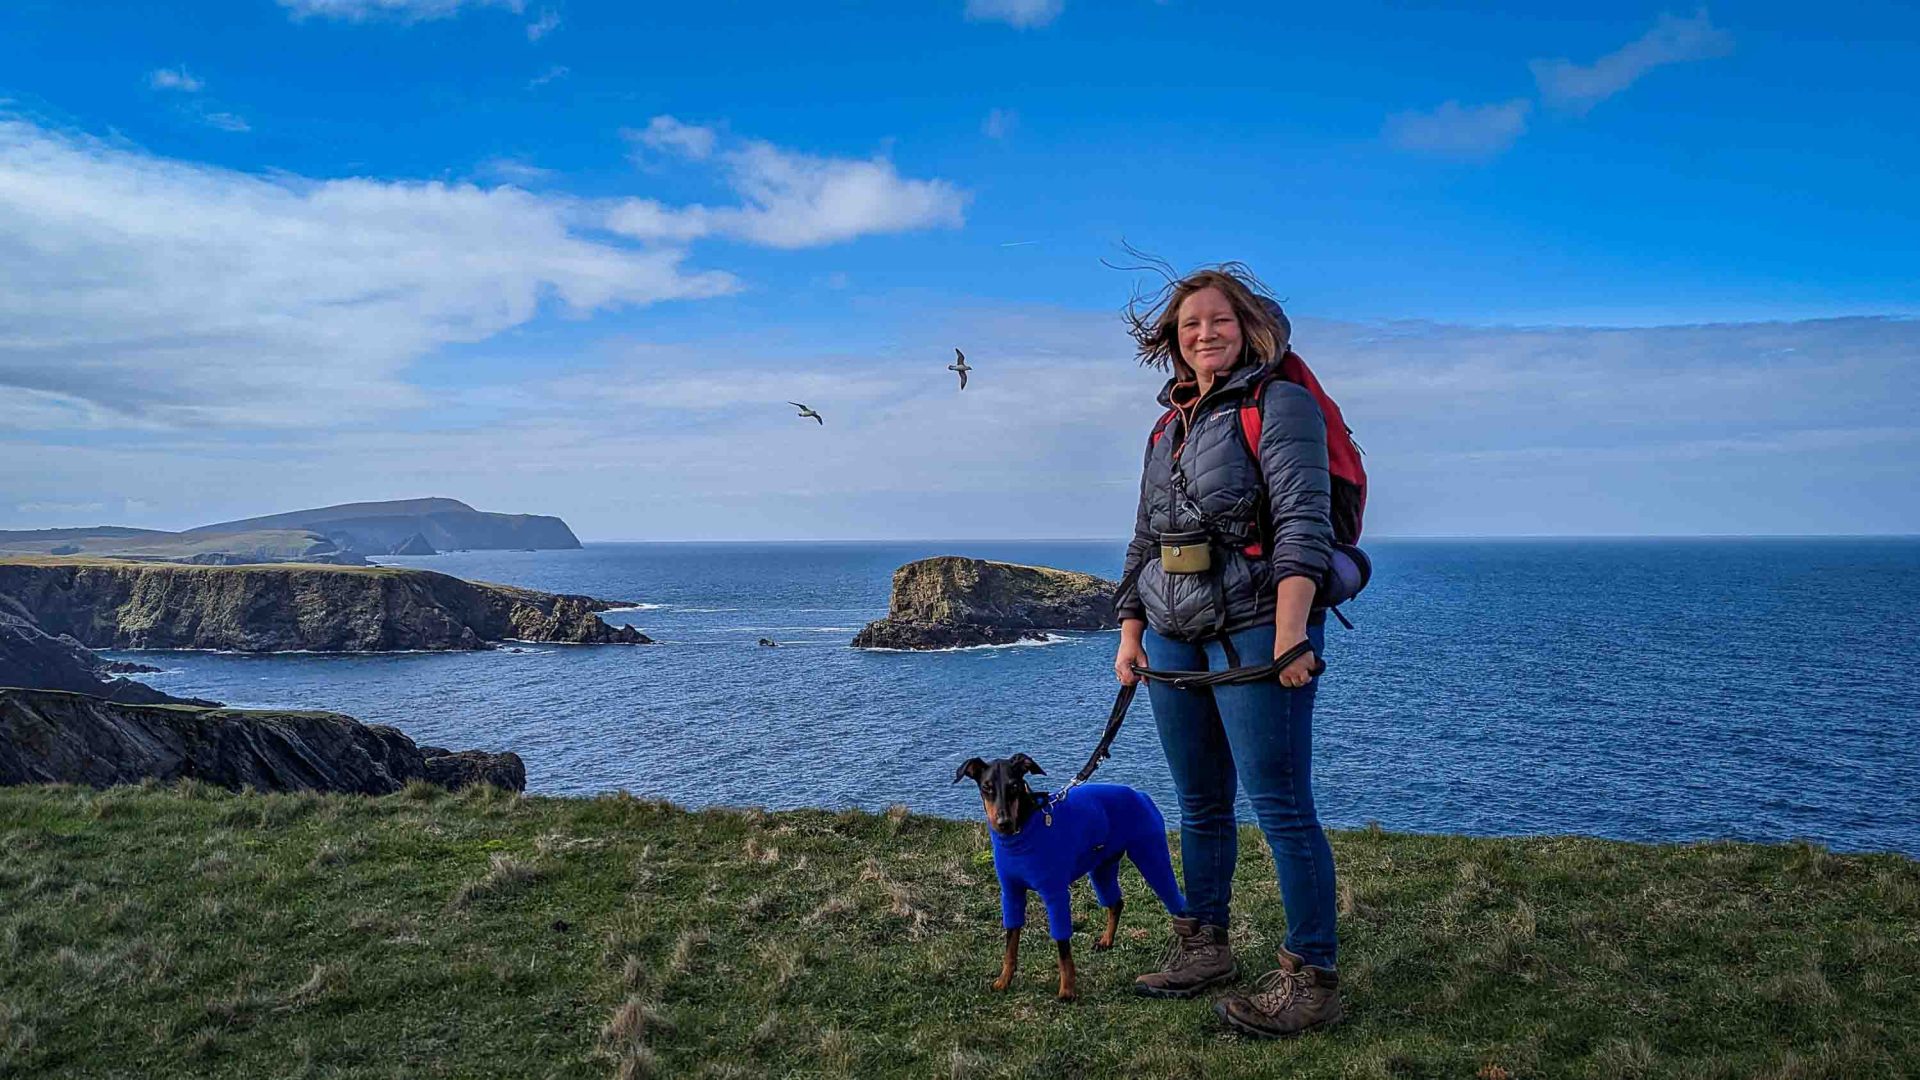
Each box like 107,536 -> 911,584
955,754 -> 1186,1001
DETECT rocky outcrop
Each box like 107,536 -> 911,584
187,498 -> 582,554
0,556 -> 652,653
852,557 -> 1118,650
417,745 -> 527,791
0,688 -> 524,793
0,602 -> 211,707
389,533 -> 437,556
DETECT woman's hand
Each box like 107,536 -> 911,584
1274,574 -> 1318,688
1275,640 -> 1317,688
1115,619 -> 1148,686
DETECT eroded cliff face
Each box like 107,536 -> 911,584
0,557 -> 651,653
0,606 -> 207,706
0,688 -> 524,793
851,557 -> 1117,650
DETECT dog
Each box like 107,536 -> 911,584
954,754 -> 1186,1001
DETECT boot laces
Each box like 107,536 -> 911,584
1249,965 -> 1310,1014
1157,930 -> 1216,973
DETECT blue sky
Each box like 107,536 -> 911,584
2,1 -> 1916,539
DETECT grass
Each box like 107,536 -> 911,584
1,784 -> 1916,1079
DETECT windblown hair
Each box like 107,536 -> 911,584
1115,248 -> 1292,381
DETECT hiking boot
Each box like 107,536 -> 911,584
1214,946 -> 1343,1037
1133,917 -> 1236,998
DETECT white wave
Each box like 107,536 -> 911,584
713,626 -> 859,633
860,633 -> 1074,654
599,603 -> 665,612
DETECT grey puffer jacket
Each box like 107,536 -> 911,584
1117,359 -> 1334,642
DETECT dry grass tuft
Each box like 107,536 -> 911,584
808,895 -> 857,923
621,954 -> 648,990
448,852 -> 544,910
602,996 -> 672,1050
818,1024 -> 853,1071
668,927 -> 710,977
743,836 -> 780,865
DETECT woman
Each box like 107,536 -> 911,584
1113,264 -> 1342,1037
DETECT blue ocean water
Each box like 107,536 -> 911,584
116,539 -> 1920,855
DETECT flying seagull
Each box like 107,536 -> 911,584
947,348 -> 972,390
788,401 -> 823,425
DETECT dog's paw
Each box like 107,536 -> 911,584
1054,990 -> 1078,1004
990,976 -> 1012,992
1092,937 -> 1116,952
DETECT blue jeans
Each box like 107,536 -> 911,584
1143,620 -> 1337,969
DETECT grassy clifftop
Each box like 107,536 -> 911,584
1,785 -> 1914,1079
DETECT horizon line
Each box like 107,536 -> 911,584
575,532 -> 1920,544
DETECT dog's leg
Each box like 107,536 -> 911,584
992,928 -> 1019,991
1090,859 -> 1124,951
1096,900 -> 1123,951
1056,939 -> 1077,1002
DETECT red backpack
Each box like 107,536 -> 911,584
1149,350 -> 1367,548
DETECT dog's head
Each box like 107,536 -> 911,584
953,754 -> 1046,836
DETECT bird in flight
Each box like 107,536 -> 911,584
948,348 -> 972,390
788,402 -> 824,425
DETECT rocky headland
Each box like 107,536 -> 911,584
0,601 -> 213,707
0,497 -> 582,564
0,687 -> 524,793
188,496 -> 581,556
0,556 -> 652,653
851,556 -> 1118,649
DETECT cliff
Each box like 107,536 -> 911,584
0,556 -> 651,653
187,497 -> 582,554
0,527 -> 364,565
0,602 -> 211,706
851,556 -> 1118,649
0,687 -> 523,793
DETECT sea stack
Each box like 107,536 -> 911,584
852,556 -> 1118,650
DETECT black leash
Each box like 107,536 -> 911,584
1048,639 -> 1325,805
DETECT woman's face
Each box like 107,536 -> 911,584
1176,286 -> 1243,381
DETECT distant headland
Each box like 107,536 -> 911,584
0,497 -> 582,564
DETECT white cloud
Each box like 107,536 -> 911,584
14,500 -> 107,516
478,155 -> 557,184
525,7 -> 560,39
629,115 -> 717,161
201,111 -> 251,133
608,121 -> 968,249
5,304 -> 1917,537
0,118 -> 737,428
602,198 -> 715,243
527,64 -> 569,88
964,0 -> 1063,29
982,108 -> 1016,139
149,67 -> 204,93
1384,98 -> 1531,156
1531,9 -> 1733,114
278,0 -> 523,20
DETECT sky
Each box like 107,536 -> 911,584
1,0 -> 1916,540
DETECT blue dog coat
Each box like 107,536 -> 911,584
989,783 -> 1187,941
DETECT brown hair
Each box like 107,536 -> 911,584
1116,250 -> 1291,381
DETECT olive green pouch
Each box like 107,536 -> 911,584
1159,530 -> 1212,574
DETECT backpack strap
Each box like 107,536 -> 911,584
1232,373 -> 1276,558
1147,407 -> 1178,449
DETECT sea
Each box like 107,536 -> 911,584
113,538 -> 1920,856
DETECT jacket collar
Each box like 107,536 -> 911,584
1155,357 -> 1274,410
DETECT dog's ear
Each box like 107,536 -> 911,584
952,757 -> 988,785
1010,753 -> 1046,777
